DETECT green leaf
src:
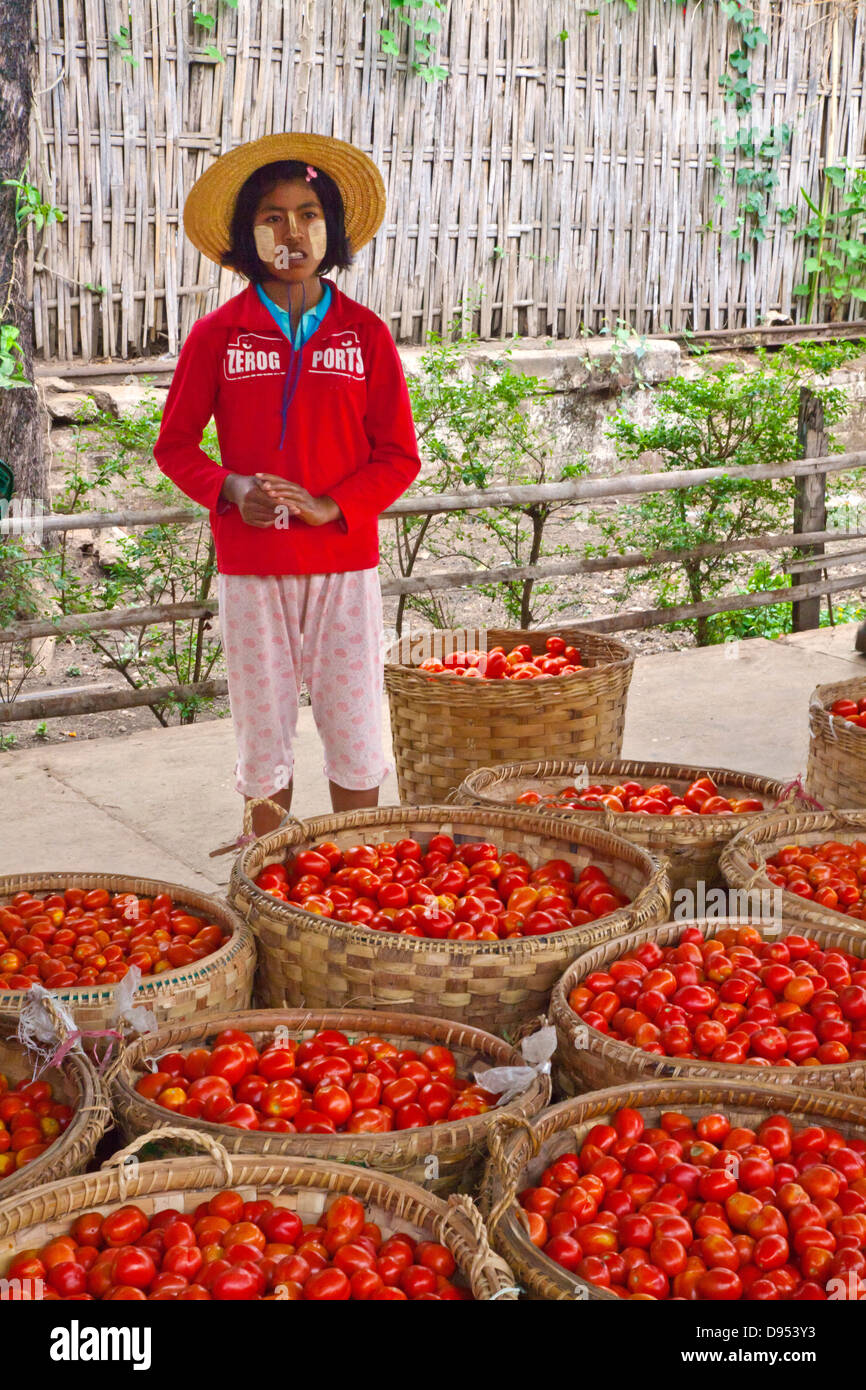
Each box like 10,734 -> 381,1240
379,28 -> 400,54
202,44 -> 224,61
193,12 -> 216,29
803,256 -> 822,274
826,166 -> 847,189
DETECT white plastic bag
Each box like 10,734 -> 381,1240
473,1024 -> 556,1106
110,965 -> 158,1036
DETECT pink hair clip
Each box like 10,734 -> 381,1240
305,165 -> 317,182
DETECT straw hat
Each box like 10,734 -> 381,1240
183,132 -> 386,265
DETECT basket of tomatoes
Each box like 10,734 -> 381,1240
0,1128 -> 517,1300
227,805 -> 670,1035
806,677 -> 866,810
481,1077 -> 866,1300
109,1007 -> 551,1195
457,757 -> 813,895
383,626 -> 634,804
550,917 -> 866,1099
721,810 -> 866,936
0,873 -> 255,1035
0,1035 -> 109,1200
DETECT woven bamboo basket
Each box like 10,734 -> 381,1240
456,757 -> 814,895
0,873 -> 256,1033
806,676 -> 866,809
720,809 -> 866,936
550,915 -> 866,1099
228,805 -> 670,1035
384,626 -> 634,805
109,1006 -> 551,1195
0,1127 -> 517,1300
481,1077 -> 866,1300
0,1036 -> 110,1201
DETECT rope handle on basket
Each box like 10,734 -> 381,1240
210,799 -> 306,858
102,1125 -> 235,1199
485,1110 -> 541,1237
15,988 -> 122,1077
436,1193 -> 520,1300
241,797 -> 306,839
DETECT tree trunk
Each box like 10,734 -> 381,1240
0,0 -> 46,507
520,505 -> 547,628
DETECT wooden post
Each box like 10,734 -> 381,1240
792,388 -> 828,632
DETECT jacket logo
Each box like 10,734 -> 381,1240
224,333 -> 284,381
310,331 -> 365,380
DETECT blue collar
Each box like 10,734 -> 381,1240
256,280 -> 331,349
255,281 -> 332,449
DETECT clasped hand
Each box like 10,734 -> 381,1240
222,473 -> 341,528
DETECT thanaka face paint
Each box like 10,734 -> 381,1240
278,207 -> 326,261
308,216 -> 327,261
253,224 -> 277,263
255,210 -> 327,269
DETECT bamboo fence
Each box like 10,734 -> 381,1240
26,0 -> 866,360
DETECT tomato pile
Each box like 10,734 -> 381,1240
764,839 -> 866,923
519,1104 -> 866,1299
418,635 -> 583,680
830,696 -> 866,730
0,888 -> 229,991
0,1074 -> 73,1181
567,923 -> 866,1068
515,775 -> 764,817
10,1190 -> 470,1300
135,1026 -> 500,1133
253,835 -> 629,939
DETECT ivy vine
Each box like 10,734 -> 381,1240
0,170 -> 66,390
603,0 -> 863,318
110,0 -> 239,67
379,0 -> 449,83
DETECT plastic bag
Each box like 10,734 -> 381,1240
110,965 -> 158,1036
472,1024 -> 556,1106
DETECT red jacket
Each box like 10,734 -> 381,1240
153,279 -> 421,574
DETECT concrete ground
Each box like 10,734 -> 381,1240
1,624 -> 864,895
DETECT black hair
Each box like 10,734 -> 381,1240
220,160 -> 354,281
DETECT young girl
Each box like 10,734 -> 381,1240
154,133 -> 420,839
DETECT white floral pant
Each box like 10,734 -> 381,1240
217,569 -> 391,798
